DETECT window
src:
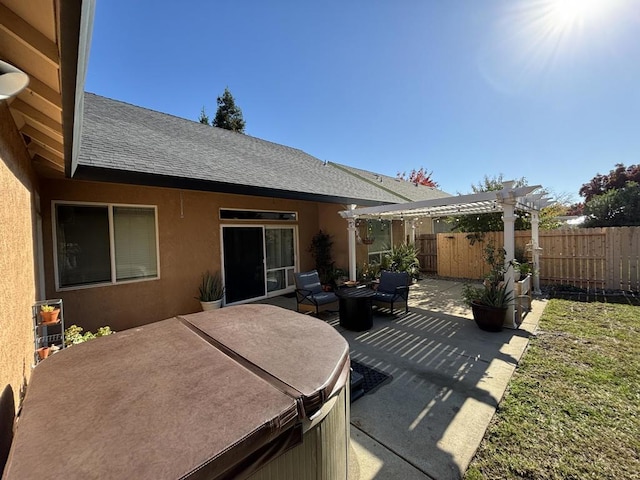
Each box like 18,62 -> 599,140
54,203 -> 158,289
365,219 -> 392,264
220,209 -> 297,221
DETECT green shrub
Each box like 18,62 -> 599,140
64,324 -> 114,347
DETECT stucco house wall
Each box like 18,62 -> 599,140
40,178 -> 335,332
0,104 -> 40,414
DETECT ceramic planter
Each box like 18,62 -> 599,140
200,299 -> 222,311
470,301 -> 507,332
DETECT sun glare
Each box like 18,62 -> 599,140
546,0 -> 611,30
477,0 -> 629,95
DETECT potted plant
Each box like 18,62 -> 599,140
358,219 -> 376,244
330,267 -> 348,289
308,230 -> 335,287
197,271 -> 224,310
516,261 -> 532,278
357,261 -> 380,283
511,246 -> 533,280
36,346 -> 51,360
361,236 -> 375,245
382,243 -> 421,281
39,304 -> 60,324
462,241 -> 514,332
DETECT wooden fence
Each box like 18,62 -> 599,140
430,227 -> 640,292
416,234 -> 437,273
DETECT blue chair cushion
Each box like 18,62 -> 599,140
310,292 -> 338,305
378,271 -> 410,294
374,291 -> 396,302
294,271 -> 323,294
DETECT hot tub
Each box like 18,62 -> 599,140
2,305 -> 350,480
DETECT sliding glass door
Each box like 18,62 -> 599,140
265,227 -> 296,295
222,226 -> 265,304
222,225 -> 297,304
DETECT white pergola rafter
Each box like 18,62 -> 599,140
340,183 -> 550,221
339,181 -> 552,328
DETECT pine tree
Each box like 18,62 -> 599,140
198,106 -> 210,125
212,87 -> 245,133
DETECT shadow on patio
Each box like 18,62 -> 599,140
256,278 -> 544,480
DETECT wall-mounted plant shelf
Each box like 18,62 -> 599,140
32,299 -> 65,366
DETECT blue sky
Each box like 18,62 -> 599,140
85,0 -> 639,202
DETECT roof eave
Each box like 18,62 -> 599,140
72,165 -> 395,207
60,0 -> 95,177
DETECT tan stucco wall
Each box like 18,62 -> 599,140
317,203 -> 350,272
0,103 -> 39,415
40,179 -> 337,332
392,219 -> 404,245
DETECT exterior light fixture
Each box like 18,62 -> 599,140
0,60 -> 29,100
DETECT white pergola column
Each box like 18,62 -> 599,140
409,218 -> 417,245
531,211 -> 542,294
503,199 -> 516,328
346,205 -> 357,281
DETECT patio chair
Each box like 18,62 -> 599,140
373,271 -> 410,315
294,270 -> 338,315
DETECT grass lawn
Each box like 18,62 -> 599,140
465,299 -> 640,480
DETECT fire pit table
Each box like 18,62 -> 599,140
336,286 -> 376,331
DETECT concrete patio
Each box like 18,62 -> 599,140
258,277 -> 547,480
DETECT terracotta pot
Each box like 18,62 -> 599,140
37,347 -> 51,360
470,301 -> 507,332
40,309 -> 60,324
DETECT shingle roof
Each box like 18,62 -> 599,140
76,93 -> 412,206
330,163 -> 451,202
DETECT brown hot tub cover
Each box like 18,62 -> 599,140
2,305 -> 349,480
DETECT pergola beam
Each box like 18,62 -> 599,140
340,183 -> 545,220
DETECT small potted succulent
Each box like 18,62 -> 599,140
39,304 -> 60,324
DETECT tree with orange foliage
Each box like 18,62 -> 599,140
396,167 -> 439,188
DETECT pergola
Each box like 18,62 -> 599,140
339,181 -> 552,327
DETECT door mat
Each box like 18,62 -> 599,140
351,360 -> 392,394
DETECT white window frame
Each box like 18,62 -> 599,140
264,225 -> 298,296
219,223 -> 299,306
366,219 -> 393,264
219,208 -> 297,221
52,201 -> 160,291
